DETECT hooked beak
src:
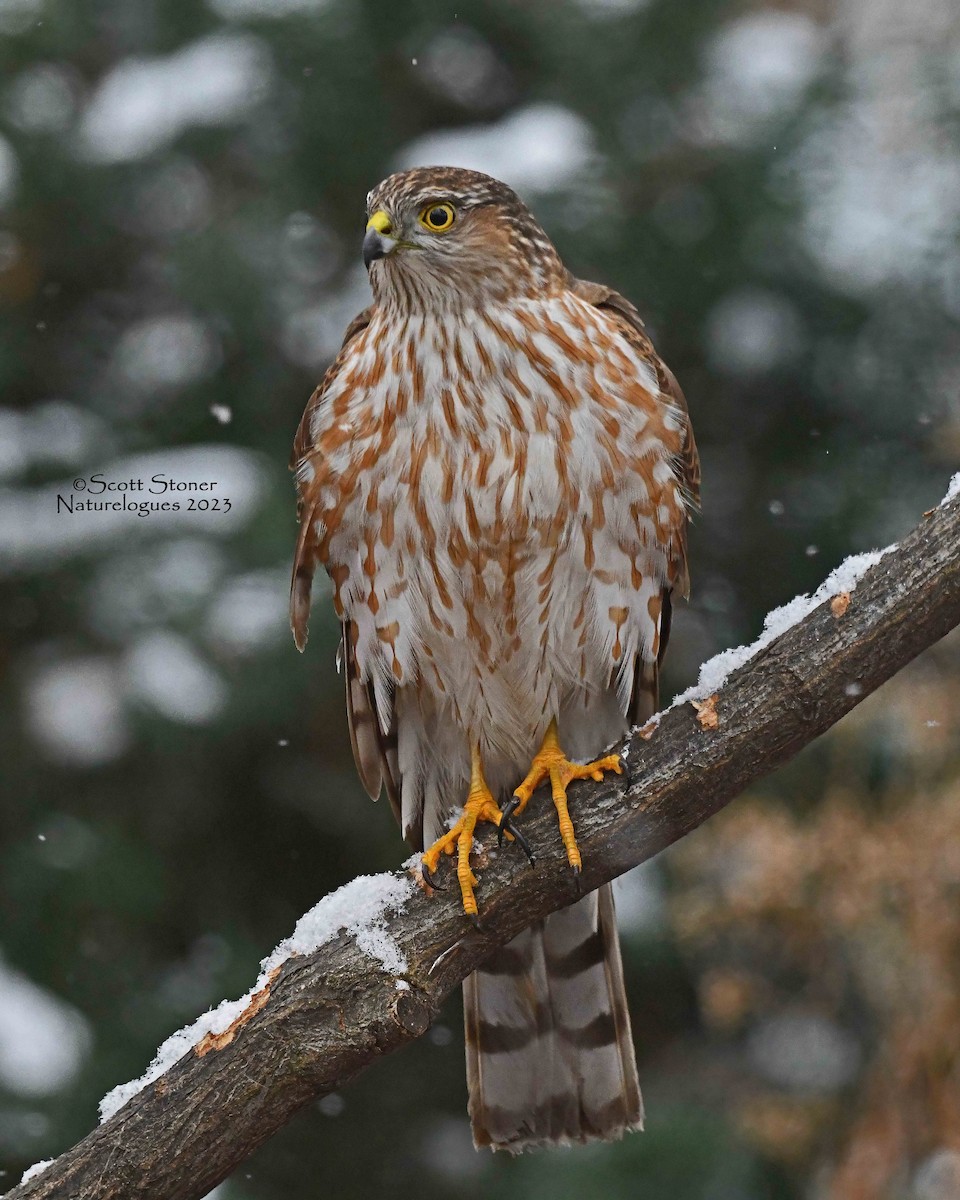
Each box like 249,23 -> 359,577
363,210 -> 396,270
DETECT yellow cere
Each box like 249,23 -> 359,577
418,202 -> 456,232
366,210 -> 393,234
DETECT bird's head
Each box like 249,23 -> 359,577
361,167 -> 564,309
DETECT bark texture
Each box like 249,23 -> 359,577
8,492 -> 960,1200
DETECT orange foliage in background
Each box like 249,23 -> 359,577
667,630 -> 960,1199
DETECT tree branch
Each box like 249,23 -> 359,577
9,487 -> 960,1200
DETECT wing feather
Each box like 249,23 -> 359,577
289,306 -> 373,652
568,276 -> 700,576
342,622 -> 401,822
290,307 -> 402,827
568,276 -> 700,725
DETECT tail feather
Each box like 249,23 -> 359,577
465,884 -> 642,1153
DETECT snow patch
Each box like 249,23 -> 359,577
395,103 -> 595,191
260,873 -> 412,978
26,657 -> 129,766
123,632 -> 227,724
20,1160 -> 53,1185
205,568 -> 288,653
98,872 -> 413,1122
209,0 -> 331,17
78,34 -> 272,163
632,541 -> 894,743
112,314 -> 221,394
674,548 -> 889,708
0,132 -> 19,208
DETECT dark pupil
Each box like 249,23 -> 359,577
428,207 -> 448,227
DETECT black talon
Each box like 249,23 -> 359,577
468,913 -> 483,930
571,864 -> 582,896
498,796 -> 521,848
505,819 -> 536,866
421,862 -> 445,891
497,799 -> 536,866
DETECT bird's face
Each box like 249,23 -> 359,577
361,167 -> 562,309
362,192 -> 468,271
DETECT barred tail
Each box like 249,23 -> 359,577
464,883 -> 642,1153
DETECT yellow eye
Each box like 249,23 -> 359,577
418,202 -> 456,232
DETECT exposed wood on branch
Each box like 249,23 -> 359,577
8,491 -> 960,1200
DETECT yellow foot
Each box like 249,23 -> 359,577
421,744 -> 505,918
508,718 -> 623,872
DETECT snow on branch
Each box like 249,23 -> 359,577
99,873 -> 414,1121
638,546 -> 892,740
9,477 -> 960,1200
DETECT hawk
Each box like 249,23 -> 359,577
290,167 -> 699,1153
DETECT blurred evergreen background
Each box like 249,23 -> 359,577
1,0 -> 959,1196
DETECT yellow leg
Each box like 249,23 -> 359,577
421,743 -> 504,917
511,718 -> 623,872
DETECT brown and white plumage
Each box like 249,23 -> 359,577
290,167 -> 699,1152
